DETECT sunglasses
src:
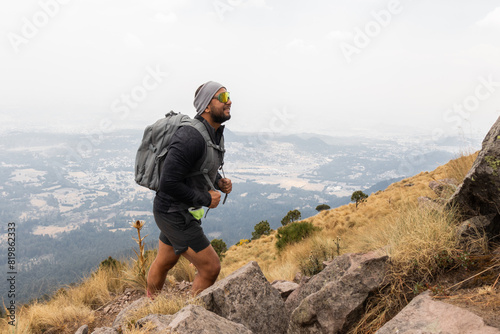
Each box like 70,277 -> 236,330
213,92 -> 230,103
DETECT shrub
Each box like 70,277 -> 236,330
275,221 -> 320,251
281,209 -> 302,226
351,190 -> 368,208
211,238 -> 228,260
315,204 -> 331,212
251,220 -> 272,240
99,256 -> 122,271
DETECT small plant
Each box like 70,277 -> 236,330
334,236 -> 342,256
251,220 -> 272,240
275,221 -> 320,251
299,252 -> 325,276
413,282 -> 426,295
457,250 -> 473,271
236,239 -> 250,246
126,220 -> 148,288
211,238 -> 228,260
99,256 -> 121,270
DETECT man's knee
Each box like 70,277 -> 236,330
199,260 -> 221,280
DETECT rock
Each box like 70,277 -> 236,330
448,115 -> 500,239
286,249 -> 388,334
112,296 -> 149,330
75,324 -> 88,334
90,328 -> 118,334
135,314 -> 175,332
198,261 -> 288,334
429,178 -> 458,197
376,291 -> 500,334
417,196 -> 443,212
271,280 -> 299,300
293,272 -> 310,285
456,215 -> 496,253
136,305 -> 254,333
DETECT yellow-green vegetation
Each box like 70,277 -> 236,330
485,155 -> 500,176
235,239 -> 250,246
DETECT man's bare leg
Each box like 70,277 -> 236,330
146,240 -> 180,297
182,245 -> 221,296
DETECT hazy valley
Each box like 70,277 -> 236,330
0,129 -> 480,303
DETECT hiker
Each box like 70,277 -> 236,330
146,81 -> 232,297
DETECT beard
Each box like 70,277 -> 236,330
211,108 -> 231,124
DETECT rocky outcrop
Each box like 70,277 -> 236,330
286,249 -> 389,333
136,305 -> 253,333
271,280 -> 299,300
198,261 -> 288,334
376,291 -> 500,334
449,115 -> 500,240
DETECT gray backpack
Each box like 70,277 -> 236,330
134,111 -> 225,192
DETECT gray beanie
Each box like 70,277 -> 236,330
193,81 -> 224,116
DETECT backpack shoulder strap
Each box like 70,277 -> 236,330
183,119 -> 225,191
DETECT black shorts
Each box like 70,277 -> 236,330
153,209 -> 210,255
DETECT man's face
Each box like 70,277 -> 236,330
208,87 -> 231,124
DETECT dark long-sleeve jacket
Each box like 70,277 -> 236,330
153,115 -> 224,214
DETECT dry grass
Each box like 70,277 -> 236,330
1,264 -> 125,334
445,151 -> 479,183
0,247 -> 199,334
124,294 -> 203,329
220,233 -> 279,280
1,153 -> 480,333
170,257 -> 196,282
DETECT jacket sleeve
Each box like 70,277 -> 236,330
158,126 -> 212,207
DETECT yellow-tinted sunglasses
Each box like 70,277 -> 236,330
213,91 -> 230,103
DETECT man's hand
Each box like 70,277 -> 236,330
218,178 -> 232,194
208,190 -> 221,208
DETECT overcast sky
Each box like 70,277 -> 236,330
1,0 -> 499,140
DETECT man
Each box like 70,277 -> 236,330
147,81 -> 232,297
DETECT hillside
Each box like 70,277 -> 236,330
0,130 -> 466,304
2,152 -> 499,333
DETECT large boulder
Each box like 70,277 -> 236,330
135,305 -> 253,333
286,249 -> 388,333
198,261 -> 288,334
376,291 -> 500,334
449,115 -> 500,239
